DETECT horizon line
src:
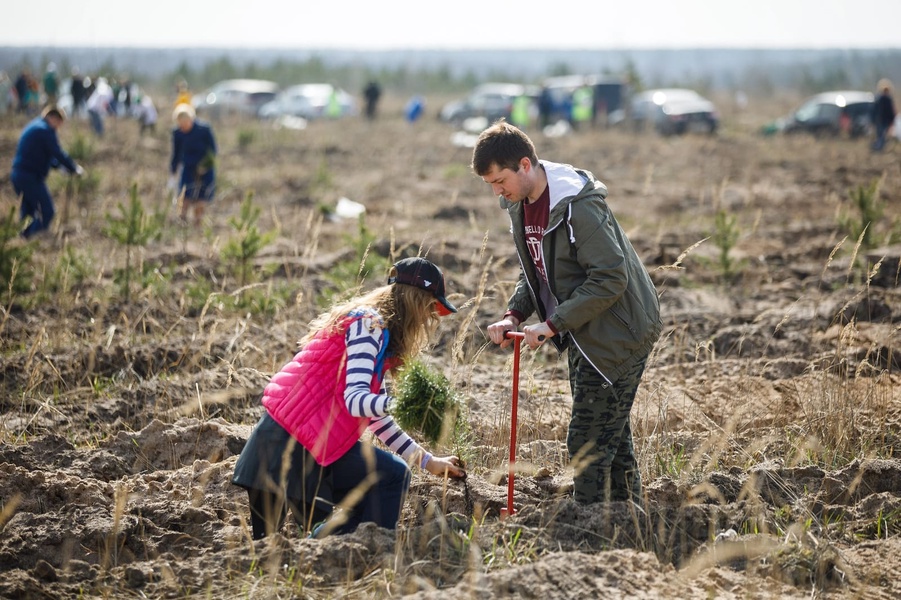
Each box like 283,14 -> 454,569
3,44 -> 900,52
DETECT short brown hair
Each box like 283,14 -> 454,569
471,119 -> 539,176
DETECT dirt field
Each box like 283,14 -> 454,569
1,96 -> 900,599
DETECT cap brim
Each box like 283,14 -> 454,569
435,298 -> 457,316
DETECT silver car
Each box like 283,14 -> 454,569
630,88 -> 719,135
192,79 -> 279,117
258,84 -> 357,120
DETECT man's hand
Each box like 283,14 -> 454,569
523,322 -> 552,350
425,455 -> 466,479
487,317 -> 519,348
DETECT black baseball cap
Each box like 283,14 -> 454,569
388,257 -> 457,316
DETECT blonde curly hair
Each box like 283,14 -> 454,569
299,278 -> 439,365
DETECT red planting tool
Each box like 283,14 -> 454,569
500,331 -> 544,518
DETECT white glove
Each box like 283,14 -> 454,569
166,176 -> 178,192
75,164 -> 85,176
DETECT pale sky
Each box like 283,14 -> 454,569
2,0 -> 899,49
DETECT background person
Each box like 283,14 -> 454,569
134,94 -> 158,136
14,68 -> 30,113
85,77 -> 114,136
42,63 -> 59,104
10,105 -> 84,238
363,80 -> 381,120
232,257 -> 465,539
473,121 -> 661,506
174,80 -> 191,107
872,78 -> 897,151
0,71 -> 12,116
23,74 -> 40,116
169,103 -> 216,226
70,68 -> 86,117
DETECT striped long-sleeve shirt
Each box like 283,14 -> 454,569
343,316 -> 425,463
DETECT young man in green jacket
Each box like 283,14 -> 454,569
473,120 -> 661,505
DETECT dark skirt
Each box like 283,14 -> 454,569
180,169 -> 215,202
232,412 -> 335,514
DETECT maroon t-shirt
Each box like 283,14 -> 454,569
506,182 -> 559,334
523,183 -> 551,282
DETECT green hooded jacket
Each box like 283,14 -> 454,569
503,160 -> 661,385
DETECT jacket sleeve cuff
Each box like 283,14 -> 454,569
504,310 -> 526,326
420,452 -> 432,469
548,314 -> 565,333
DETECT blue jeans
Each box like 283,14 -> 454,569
328,440 -> 412,534
12,171 -> 54,238
88,109 -> 104,136
872,124 -> 890,151
233,413 -> 412,537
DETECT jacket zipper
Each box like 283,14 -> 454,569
512,202 -> 613,388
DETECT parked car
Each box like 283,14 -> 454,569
778,90 -> 874,137
257,83 -> 357,120
192,79 -> 279,117
439,82 -> 537,125
539,74 -> 629,126
630,88 -> 719,135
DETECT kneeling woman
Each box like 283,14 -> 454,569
233,258 -> 466,539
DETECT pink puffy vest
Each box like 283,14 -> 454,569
262,314 -> 394,466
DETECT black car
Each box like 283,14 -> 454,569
780,90 -> 874,137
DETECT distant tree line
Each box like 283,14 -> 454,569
164,51 -> 901,99
165,55 -> 492,96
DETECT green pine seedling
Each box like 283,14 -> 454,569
103,182 -> 162,301
393,360 -> 460,445
712,208 -> 741,283
839,178 -> 882,251
222,191 -> 276,287
0,205 -> 34,304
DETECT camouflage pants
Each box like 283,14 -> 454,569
566,350 -> 648,504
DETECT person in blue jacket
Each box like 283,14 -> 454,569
169,103 -> 217,226
10,105 -> 84,238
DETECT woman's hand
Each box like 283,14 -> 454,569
425,455 -> 466,479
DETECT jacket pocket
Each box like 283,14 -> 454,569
609,301 -> 640,343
